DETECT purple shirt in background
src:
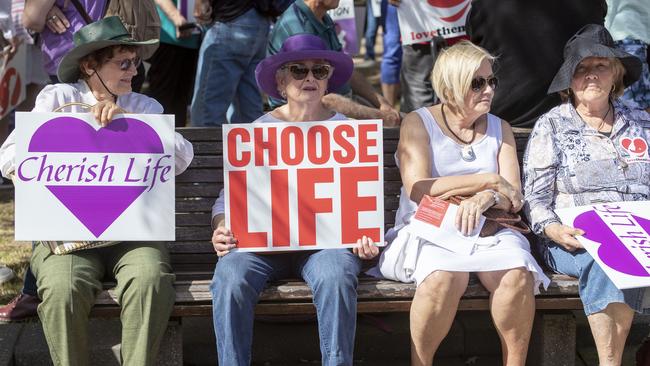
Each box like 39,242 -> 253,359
40,0 -> 107,76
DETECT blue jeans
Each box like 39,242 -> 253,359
545,244 -> 647,315
190,8 -> 269,126
380,1 -> 402,84
364,1 -> 382,60
210,249 -> 362,366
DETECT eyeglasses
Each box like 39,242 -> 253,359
471,76 -> 499,92
110,56 -> 142,71
282,63 -> 333,80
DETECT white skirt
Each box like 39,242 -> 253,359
368,224 -> 550,294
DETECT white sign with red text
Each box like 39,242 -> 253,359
397,0 -> 471,45
407,195 -> 484,255
0,45 -> 27,118
223,120 -> 384,252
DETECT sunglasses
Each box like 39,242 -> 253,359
283,63 -> 333,80
471,76 -> 499,92
110,56 -> 142,71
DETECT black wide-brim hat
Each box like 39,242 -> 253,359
57,16 -> 158,83
547,24 -> 642,94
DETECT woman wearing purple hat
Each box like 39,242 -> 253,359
524,24 -> 650,365
208,33 -> 379,366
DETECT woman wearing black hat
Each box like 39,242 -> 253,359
524,24 -> 650,365
0,17 -> 193,366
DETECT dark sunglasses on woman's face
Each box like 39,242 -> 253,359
283,63 -> 333,80
110,56 -> 142,71
471,76 -> 499,92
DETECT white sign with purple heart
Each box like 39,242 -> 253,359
14,112 -> 176,241
556,201 -> 650,289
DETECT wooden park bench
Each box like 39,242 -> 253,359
89,126 -> 582,366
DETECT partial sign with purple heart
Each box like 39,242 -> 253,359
556,201 -> 650,289
328,0 -> 358,56
14,112 -> 176,241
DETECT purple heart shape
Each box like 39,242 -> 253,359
28,116 -> 165,237
574,211 -> 650,277
29,116 -> 164,153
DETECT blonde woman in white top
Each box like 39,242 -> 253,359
373,41 -> 549,366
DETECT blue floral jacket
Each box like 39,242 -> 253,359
523,100 -> 650,243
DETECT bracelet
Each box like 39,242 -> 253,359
480,189 -> 500,206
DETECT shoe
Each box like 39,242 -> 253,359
638,336 -> 650,366
0,293 -> 40,322
0,265 -> 14,284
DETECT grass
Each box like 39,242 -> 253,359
0,187 -> 31,304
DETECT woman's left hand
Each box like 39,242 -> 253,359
92,101 -> 126,127
455,192 -> 493,236
353,235 -> 380,260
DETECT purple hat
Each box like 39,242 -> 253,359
255,34 -> 354,100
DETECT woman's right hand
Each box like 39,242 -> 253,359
455,192 -> 493,236
92,101 -> 126,126
212,226 -> 238,257
544,223 -> 585,252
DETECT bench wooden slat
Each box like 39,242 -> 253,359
91,296 -> 584,318
95,274 -> 580,308
175,182 -> 402,199
176,166 -> 401,183
177,126 -> 401,142
176,213 -> 213,226
187,154 -> 398,169
191,140 -> 401,156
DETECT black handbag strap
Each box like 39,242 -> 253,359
68,0 -> 93,24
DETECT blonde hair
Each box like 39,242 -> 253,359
431,40 -> 496,110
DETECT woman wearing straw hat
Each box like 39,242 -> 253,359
209,33 -> 379,366
524,24 -> 650,366
0,16 -> 193,365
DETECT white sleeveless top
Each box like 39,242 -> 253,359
391,107 -> 503,231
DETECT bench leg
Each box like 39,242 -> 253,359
529,312 -> 576,366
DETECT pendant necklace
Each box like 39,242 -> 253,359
441,104 -> 477,162
578,102 -> 611,133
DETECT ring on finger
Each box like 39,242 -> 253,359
49,15 -> 58,21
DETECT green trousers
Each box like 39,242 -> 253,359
31,242 -> 175,366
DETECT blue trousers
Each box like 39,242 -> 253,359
364,0 -> 383,60
546,244 -> 647,315
380,1 -> 402,85
210,249 -> 362,366
190,8 -> 269,125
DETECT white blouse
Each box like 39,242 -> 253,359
0,80 -> 194,178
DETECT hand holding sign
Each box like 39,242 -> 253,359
212,225 -> 238,257
543,223 -> 585,252
92,100 -> 127,126
556,201 -> 650,289
353,235 -> 380,260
